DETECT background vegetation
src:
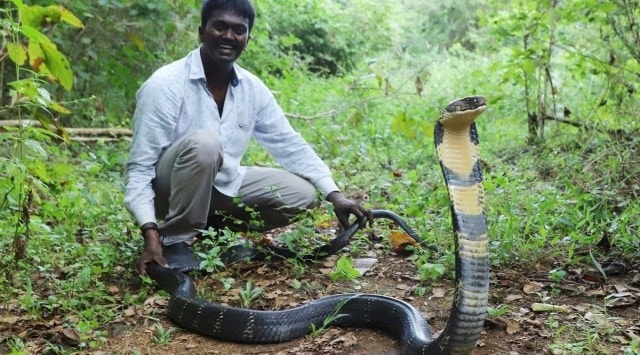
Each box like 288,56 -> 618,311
1,0 -> 638,353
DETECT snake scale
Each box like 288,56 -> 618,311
147,96 -> 489,354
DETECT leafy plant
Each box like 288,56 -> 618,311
7,336 -> 28,355
196,228 -> 246,273
152,323 -> 174,345
309,298 -> 349,336
548,268 -> 566,283
487,304 -> 511,319
328,256 -> 361,282
238,280 -> 263,308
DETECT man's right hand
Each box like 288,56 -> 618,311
136,229 -> 169,275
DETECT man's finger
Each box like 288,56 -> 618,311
363,208 -> 374,227
136,258 -> 147,275
155,255 -> 169,268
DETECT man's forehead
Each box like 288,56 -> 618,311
207,10 -> 249,26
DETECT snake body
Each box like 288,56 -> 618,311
147,96 -> 489,354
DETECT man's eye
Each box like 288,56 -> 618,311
212,23 -> 227,32
233,26 -> 247,35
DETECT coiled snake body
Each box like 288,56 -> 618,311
147,96 -> 489,354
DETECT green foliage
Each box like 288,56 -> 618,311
479,0 -> 640,142
245,0 -> 394,76
309,298 -> 348,336
152,323 -> 174,345
3,0 -> 83,92
0,1 -> 638,353
196,228 -> 246,273
238,280 -> 263,308
487,304 -> 511,319
328,255 -> 361,282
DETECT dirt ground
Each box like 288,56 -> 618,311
2,237 -> 639,354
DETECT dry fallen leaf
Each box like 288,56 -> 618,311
352,258 -> 377,275
390,230 -> 417,254
329,332 -> 358,347
506,294 -> 523,302
0,315 -> 21,324
431,288 -> 446,298
315,220 -> 332,229
523,282 -> 543,294
61,328 -> 81,345
505,319 -> 521,335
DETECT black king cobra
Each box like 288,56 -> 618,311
147,96 -> 489,354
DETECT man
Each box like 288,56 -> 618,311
125,0 -> 373,275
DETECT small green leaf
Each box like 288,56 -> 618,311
59,7 -> 84,28
127,32 -> 145,51
24,139 -> 48,159
522,59 -> 536,75
7,42 -> 27,65
329,256 -> 361,282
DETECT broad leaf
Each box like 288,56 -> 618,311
28,41 -> 45,71
20,5 -> 61,28
39,41 -> 73,90
59,7 -> 84,28
7,42 -> 27,65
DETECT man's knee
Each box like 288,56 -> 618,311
179,130 -> 223,167
288,178 -> 319,210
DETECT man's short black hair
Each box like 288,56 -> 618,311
201,0 -> 255,31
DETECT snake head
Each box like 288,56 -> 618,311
443,96 -> 487,113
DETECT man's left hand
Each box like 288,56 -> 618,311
327,191 -> 373,229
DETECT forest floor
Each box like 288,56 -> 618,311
104,231 -> 639,355
2,229 -> 639,354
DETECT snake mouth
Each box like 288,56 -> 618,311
443,96 -> 487,113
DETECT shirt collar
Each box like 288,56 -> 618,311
189,46 -> 243,87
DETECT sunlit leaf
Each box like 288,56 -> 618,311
10,0 -> 24,8
59,7 -> 84,28
127,32 -> 145,51
20,25 -> 52,44
27,41 -> 45,71
47,101 -> 71,115
20,5 -> 61,28
39,41 -> 73,90
7,42 -> 27,65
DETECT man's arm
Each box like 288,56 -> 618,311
124,76 -> 179,273
252,90 -> 372,228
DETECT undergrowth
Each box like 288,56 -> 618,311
1,32 -> 639,355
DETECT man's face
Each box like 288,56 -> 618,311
199,10 -> 250,66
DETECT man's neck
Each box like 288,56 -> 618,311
200,47 -> 234,89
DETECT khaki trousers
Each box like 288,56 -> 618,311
153,129 -> 318,245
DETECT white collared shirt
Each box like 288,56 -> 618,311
124,47 -> 338,226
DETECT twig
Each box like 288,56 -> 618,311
285,110 -> 336,120
0,120 -> 132,140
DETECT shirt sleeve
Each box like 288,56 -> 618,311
124,76 -> 180,226
252,89 -> 340,198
